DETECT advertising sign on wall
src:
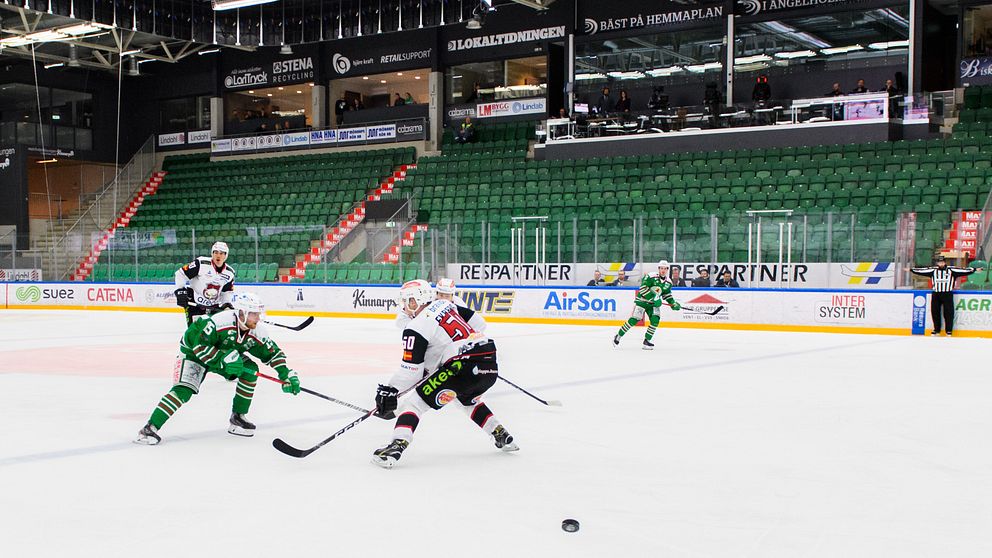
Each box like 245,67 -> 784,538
157,132 -> 185,147
448,262 -> 896,289
6,282 -> 992,337
476,98 -> 548,119
0,269 -> 42,281
325,28 -> 437,77
581,0 -> 725,36
961,57 -> 992,86
221,47 -> 318,91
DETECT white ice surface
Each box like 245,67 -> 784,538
2,310 -> 991,557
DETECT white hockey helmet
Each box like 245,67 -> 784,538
657,259 -> 670,268
398,279 -> 435,311
212,241 -> 229,254
233,292 -> 264,327
435,277 -> 457,296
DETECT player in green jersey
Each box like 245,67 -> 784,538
135,292 -> 301,445
613,260 -> 681,350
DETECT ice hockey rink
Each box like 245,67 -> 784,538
2,309 -> 991,558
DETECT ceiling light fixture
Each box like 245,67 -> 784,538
212,0 -> 279,11
44,62 -> 64,69
685,62 -> 723,73
734,54 -> 772,65
198,48 -> 221,55
774,50 -> 817,59
821,44 -> 864,55
868,40 -> 909,50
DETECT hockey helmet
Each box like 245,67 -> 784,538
657,259 -> 670,268
233,292 -> 264,327
212,241 -> 230,254
398,279 -> 435,312
436,277 -> 457,296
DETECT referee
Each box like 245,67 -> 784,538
910,256 -> 978,336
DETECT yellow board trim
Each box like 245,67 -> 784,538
6,305 -> 992,337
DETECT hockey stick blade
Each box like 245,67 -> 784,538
265,316 -> 314,331
682,305 -> 725,316
272,437 -> 312,458
272,410 -> 376,459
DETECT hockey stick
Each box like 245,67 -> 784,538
272,381 -> 424,459
273,410 -> 375,458
256,372 -> 370,414
664,302 -> 725,316
263,316 -> 314,331
499,375 -> 562,407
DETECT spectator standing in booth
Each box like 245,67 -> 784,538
715,271 -> 740,288
455,116 -> 477,144
826,83 -> 844,97
393,93 -> 405,106
692,269 -> 712,287
670,267 -> 687,287
615,90 -> 632,115
595,86 -> 612,116
558,107 -> 569,118
911,256 -> 979,336
587,270 -> 606,287
850,79 -> 868,94
351,98 -> 365,111
405,92 -> 415,104
334,95 -> 349,126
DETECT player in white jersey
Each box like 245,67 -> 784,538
393,277 -> 486,332
175,241 -> 236,325
372,279 -> 518,468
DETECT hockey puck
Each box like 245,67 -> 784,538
561,519 -> 580,533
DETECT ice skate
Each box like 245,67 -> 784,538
134,423 -> 161,445
642,339 -> 655,350
372,439 -> 409,468
612,334 -> 620,348
228,413 -> 256,437
492,425 -> 519,452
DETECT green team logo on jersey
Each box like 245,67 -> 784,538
15,285 -> 41,302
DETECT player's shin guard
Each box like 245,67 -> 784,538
149,386 -> 194,429
644,315 -> 660,342
232,376 -> 256,415
616,317 -> 638,338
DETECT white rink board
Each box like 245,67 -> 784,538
4,282 -> 992,336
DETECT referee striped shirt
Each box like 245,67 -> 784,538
910,266 -> 975,292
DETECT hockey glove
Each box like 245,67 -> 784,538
374,384 -> 399,419
281,370 -> 301,395
670,301 -> 681,311
175,287 -> 194,307
220,352 -> 244,380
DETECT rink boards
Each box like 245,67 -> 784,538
2,282 -> 992,337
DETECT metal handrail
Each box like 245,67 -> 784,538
51,135 -> 156,252
368,194 -> 417,262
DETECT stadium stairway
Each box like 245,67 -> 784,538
381,223 -> 429,263
83,148 -> 416,284
279,163 -> 417,282
71,172 -> 167,281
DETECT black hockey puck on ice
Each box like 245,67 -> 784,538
561,519 -> 580,533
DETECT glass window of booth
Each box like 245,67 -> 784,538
573,26 -> 725,114
159,96 -> 211,134
964,4 -> 992,58
0,83 -> 93,150
330,67 -> 430,110
224,84 -> 314,135
733,7 -> 910,102
446,55 -> 547,105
